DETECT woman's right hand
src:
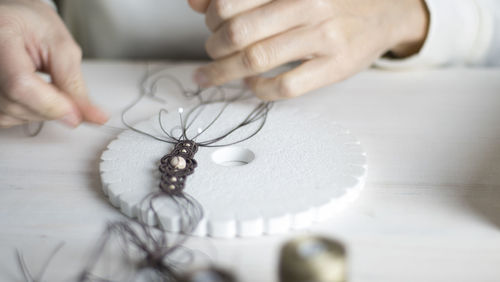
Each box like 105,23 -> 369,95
0,0 -> 107,128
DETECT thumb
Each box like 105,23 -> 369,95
187,0 -> 210,13
48,40 -> 108,125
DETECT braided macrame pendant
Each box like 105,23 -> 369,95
159,140 -> 198,194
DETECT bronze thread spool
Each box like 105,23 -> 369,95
279,235 -> 346,282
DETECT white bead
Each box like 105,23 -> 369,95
170,156 -> 186,170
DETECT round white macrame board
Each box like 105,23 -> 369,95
100,102 -> 367,238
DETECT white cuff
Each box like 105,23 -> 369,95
40,0 -> 57,10
376,0 -> 494,70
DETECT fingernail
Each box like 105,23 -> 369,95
60,112 -> 81,127
95,109 -> 109,124
87,105 -> 109,124
193,69 -> 210,87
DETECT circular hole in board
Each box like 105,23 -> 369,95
211,147 -> 255,167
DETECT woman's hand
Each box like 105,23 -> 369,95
188,0 -> 429,100
0,0 -> 107,128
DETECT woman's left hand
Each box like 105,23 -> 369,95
188,0 -> 429,100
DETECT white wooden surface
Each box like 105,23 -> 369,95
1,61 -> 500,282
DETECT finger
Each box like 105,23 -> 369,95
0,35 -> 82,126
0,95 -> 44,121
246,57 -> 341,101
48,39 -> 108,125
187,0 -> 210,13
0,114 -> 26,128
205,0 -> 329,58
6,74 -> 83,126
196,26 -> 319,87
205,0 -> 271,31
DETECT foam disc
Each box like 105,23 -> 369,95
100,102 -> 366,238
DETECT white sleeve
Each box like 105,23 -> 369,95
376,0 -> 500,69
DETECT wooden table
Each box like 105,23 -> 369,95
1,61 -> 500,282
